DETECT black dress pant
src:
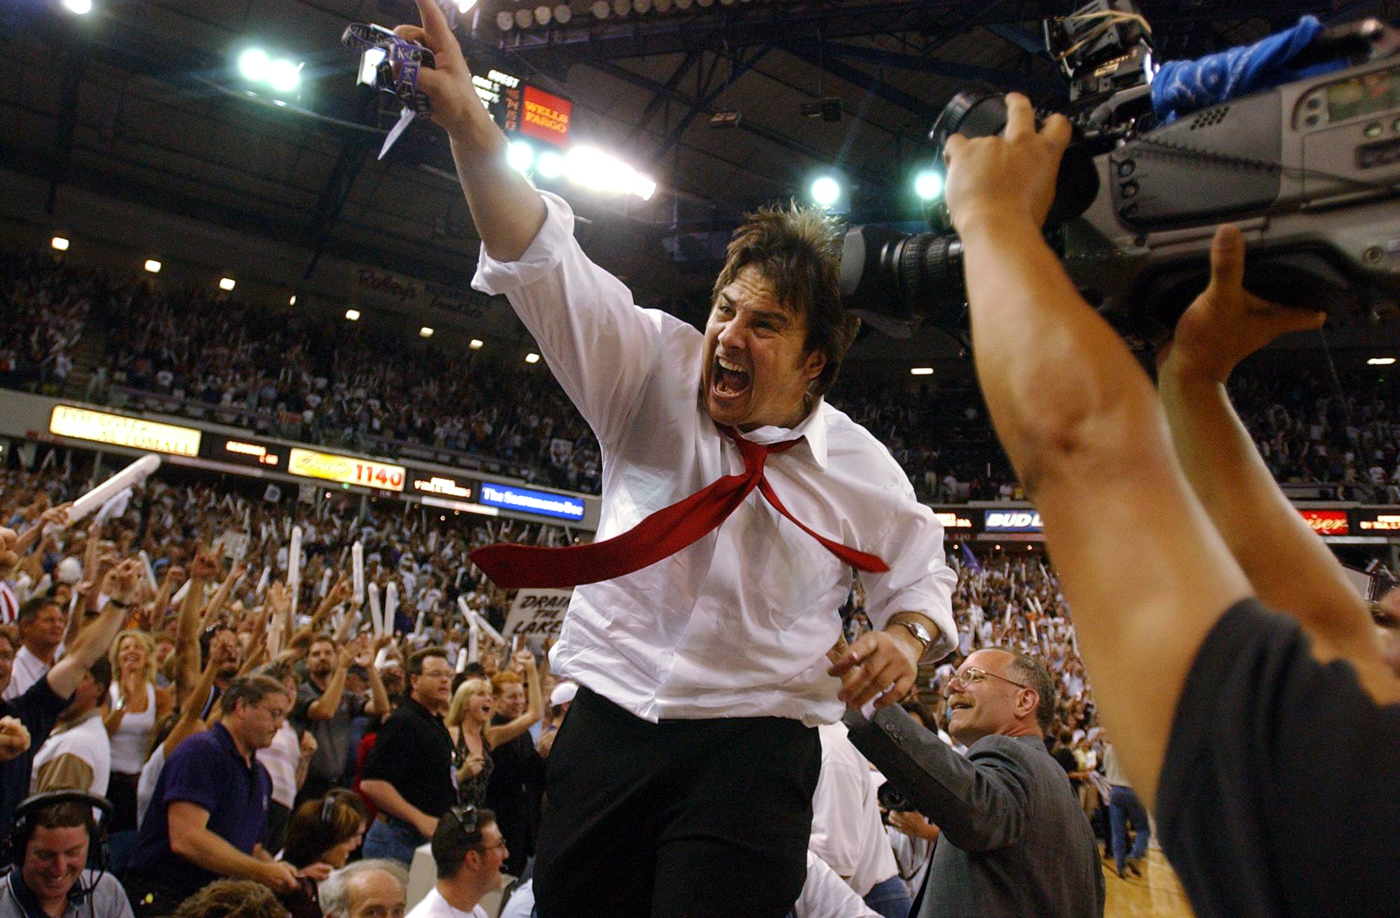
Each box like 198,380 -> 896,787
533,686 -> 821,918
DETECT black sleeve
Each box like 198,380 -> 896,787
1157,597 -> 1400,918
16,676 -> 72,749
361,714 -> 408,784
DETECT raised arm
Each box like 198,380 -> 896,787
396,0 -> 545,262
173,550 -> 217,706
486,649 -> 542,748
1156,233 -> 1396,697
943,94 -> 1252,807
49,560 -> 137,699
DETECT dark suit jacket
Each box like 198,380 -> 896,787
845,706 -> 1104,918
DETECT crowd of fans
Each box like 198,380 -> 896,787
0,449 -> 1143,917
7,248 -> 1400,506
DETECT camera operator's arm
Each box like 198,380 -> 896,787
395,0 -> 545,262
943,93 -> 1252,808
1156,237 -> 1398,697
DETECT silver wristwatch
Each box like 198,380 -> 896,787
891,619 -> 933,660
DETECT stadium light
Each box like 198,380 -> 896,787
1368,357 -> 1396,366
218,277 -> 236,291
288,295 -> 297,306
507,140 -> 536,174
469,339 -> 484,350
50,236 -> 70,252
564,146 -> 656,200
238,48 -> 303,94
810,176 -> 841,208
525,352 -> 541,364
238,48 -> 271,83
267,59 -> 303,94
419,326 -> 434,338
345,309 -> 361,321
144,259 -> 162,274
910,367 -> 934,376
536,150 -> 565,179
914,170 -> 943,200
62,0 -> 93,14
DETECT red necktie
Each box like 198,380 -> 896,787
468,425 -> 889,589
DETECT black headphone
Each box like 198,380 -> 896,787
8,790 -> 113,892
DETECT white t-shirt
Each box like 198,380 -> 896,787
3,645 -> 53,701
257,721 -> 301,808
795,851 -> 880,918
473,191 -> 956,726
404,887 -> 487,918
809,723 -> 899,897
32,710 -> 110,797
136,742 -> 168,829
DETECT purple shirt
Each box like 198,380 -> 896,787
126,723 -> 271,897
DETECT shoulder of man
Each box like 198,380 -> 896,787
819,404 -> 916,491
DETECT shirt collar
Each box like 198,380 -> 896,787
732,398 -> 829,470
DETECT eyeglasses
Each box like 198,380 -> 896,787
946,666 -> 1029,692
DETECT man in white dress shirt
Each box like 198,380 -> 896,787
404,807 -> 506,918
396,3 -> 956,915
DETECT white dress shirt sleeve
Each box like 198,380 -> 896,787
472,191 -> 677,448
863,478 -> 958,658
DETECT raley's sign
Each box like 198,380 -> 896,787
352,267 -> 485,318
1299,509 -> 1349,536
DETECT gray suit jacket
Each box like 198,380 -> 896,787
845,706 -> 1104,918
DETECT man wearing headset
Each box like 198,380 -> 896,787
0,792 -> 132,918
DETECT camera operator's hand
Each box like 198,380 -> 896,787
888,808 -> 941,842
943,93 -> 1071,236
1158,225 -> 1326,384
395,0 -> 484,138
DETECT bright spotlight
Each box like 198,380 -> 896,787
914,170 -> 943,200
238,48 -> 271,83
267,59 -> 303,94
1368,357 -> 1396,366
62,0 -> 93,13
345,309 -> 361,321
525,352 -> 541,364
419,326 -> 434,338
632,175 -> 657,201
50,236 -> 70,252
469,339 -> 484,350
288,295 -> 297,306
910,367 -> 934,376
507,140 -> 536,173
536,150 -> 565,179
218,277 -> 236,291
144,259 -> 162,274
810,176 -> 841,208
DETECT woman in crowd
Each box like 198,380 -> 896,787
103,629 -> 174,854
445,677 -> 496,807
277,791 -> 369,918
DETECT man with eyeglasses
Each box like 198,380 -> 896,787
125,675 -> 303,918
845,649 -> 1104,918
360,649 -> 455,866
405,806 -> 506,918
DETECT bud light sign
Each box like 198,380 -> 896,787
984,510 -> 1043,532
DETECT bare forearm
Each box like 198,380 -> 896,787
961,211 -> 1161,482
1158,367 -> 1376,651
359,779 -> 427,828
172,825 -> 269,881
447,124 -> 546,264
308,667 -> 349,719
